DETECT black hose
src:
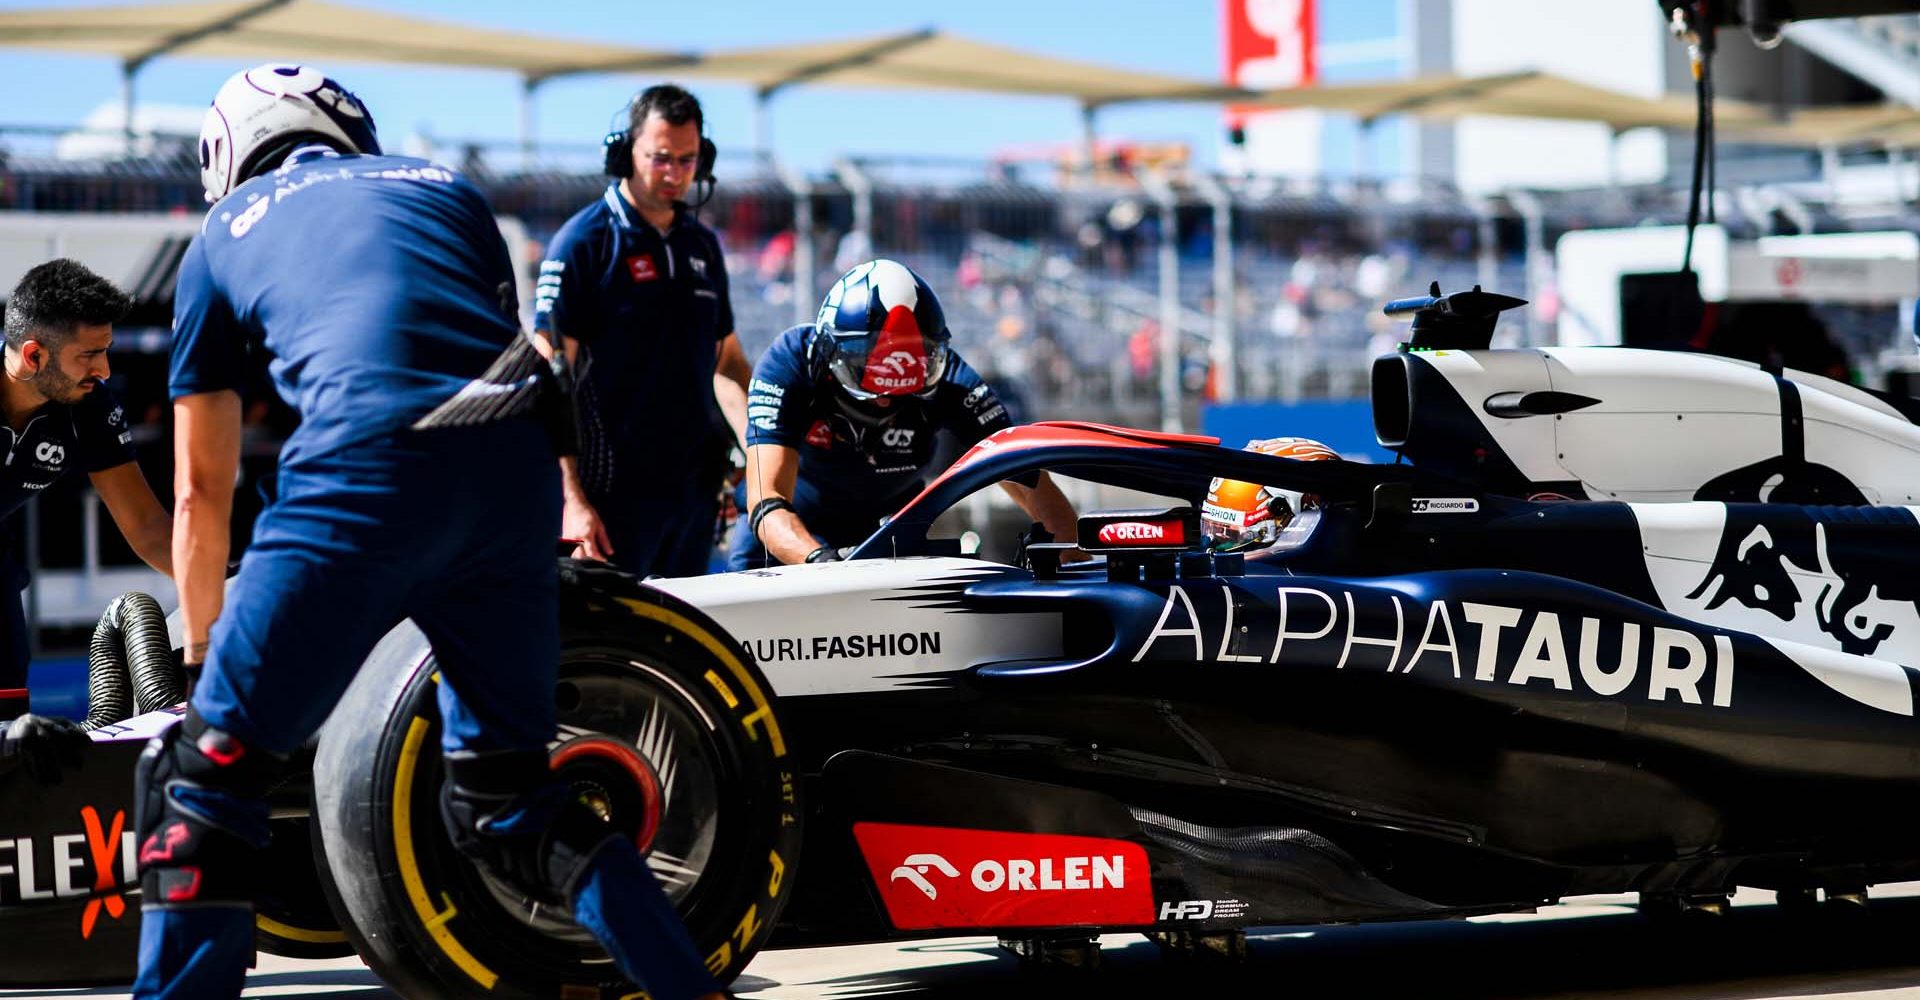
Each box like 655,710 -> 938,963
82,592 -> 182,730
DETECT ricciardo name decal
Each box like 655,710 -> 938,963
749,631 -> 943,663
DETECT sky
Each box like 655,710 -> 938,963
0,0 -> 1407,173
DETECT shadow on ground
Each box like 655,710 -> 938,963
745,899 -> 1920,1000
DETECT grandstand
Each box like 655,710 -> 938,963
4,0 -> 1920,656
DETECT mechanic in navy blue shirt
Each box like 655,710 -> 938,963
0,260 -> 172,690
536,84 -> 749,578
139,64 -> 724,1000
734,259 -> 1079,569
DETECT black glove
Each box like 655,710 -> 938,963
805,544 -> 843,564
0,714 -> 90,785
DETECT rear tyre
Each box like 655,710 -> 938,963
313,584 -> 800,998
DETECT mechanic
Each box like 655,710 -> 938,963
137,64 -> 726,1000
1200,436 -> 1340,555
536,84 -> 749,577
0,260 -> 173,691
732,259 -> 1079,568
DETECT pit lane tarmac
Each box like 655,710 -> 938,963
13,885 -> 1920,999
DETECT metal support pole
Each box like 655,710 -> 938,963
1079,103 -> 1098,180
837,157 -> 873,252
1195,174 -> 1236,403
754,90 -> 773,163
120,61 -> 137,147
518,77 -> 536,170
83,490 -> 100,593
777,161 -> 815,326
1357,118 -> 1376,181
1142,174 -> 1182,432
1507,188 -> 1546,346
1470,196 -> 1498,293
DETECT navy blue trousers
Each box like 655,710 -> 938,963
134,421 -> 719,1000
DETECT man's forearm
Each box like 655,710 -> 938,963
172,494 -> 229,662
1003,475 -> 1079,542
758,508 -> 824,565
559,455 -> 588,501
133,519 -> 174,577
713,373 -> 749,450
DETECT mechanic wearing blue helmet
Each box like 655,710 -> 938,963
139,65 -> 726,1000
536,84 -> 750,577
735,259 -> 1079,568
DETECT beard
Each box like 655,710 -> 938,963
35,366 -> 97,405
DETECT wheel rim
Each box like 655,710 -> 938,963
471,654 -> 725,942
549,734 -> 663,856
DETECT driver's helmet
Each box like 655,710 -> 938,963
1202,437 -> 1340,553
815,259 -> 952,400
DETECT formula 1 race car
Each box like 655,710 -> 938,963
6,285 -> 1920,997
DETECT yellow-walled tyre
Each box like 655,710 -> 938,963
253,816 -> 354,959
313,577 -> 800,998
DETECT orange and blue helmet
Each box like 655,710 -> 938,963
1202,437 -> 1340,553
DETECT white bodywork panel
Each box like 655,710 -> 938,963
1543,348 -> 1784,500
1417,346 -> 1920,503
1415,349 -> 1558,483
651,557 -> 1062,698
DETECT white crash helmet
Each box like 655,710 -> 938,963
198,64 -> 381,204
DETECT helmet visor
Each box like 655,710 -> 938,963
824,327 -> 950,399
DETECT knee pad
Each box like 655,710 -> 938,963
134,709 -> 285,908
440,749 -> 623,906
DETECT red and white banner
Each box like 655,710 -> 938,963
853,822 -> 1155,931
1224,0 -> 1317,126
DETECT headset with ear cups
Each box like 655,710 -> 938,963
603,85 -> 717,208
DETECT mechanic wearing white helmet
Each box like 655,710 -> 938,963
535,84 -> 750,577
735,259 -> 1079,568
138,65 -> 725,1000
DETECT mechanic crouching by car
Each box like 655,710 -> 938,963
0,260 -> 174,694
135,64 -> 727,1000
0,261 -> 170,784
733,259 -> 1078,568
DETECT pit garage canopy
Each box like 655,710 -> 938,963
1191,69 -> 1775,133
641,29 -> 1229,105
1731,103 -> 1920,147
0,0 -> 692,77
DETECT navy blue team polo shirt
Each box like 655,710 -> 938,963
0,385 -> 135,526
743,324 -> 1011,546
169,148 -> 523,467
534,187 -> 733,502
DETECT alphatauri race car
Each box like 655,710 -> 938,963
6,286 -> 1920,997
